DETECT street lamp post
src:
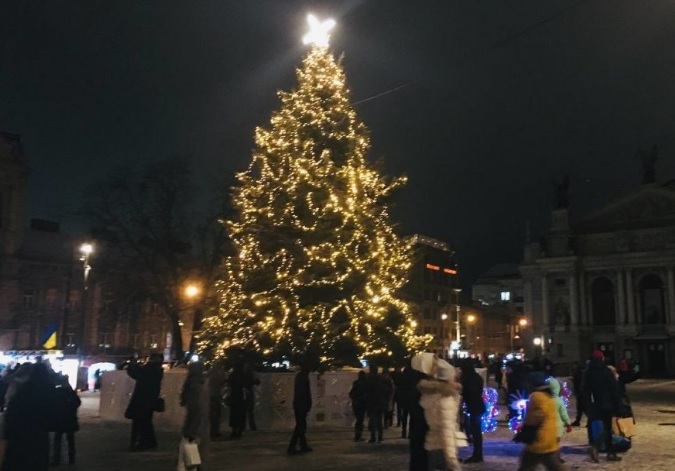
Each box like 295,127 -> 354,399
184,283 -> 202,357
77,243 -> 93,364
441,313 -> 448,359
452,288 -> 461,347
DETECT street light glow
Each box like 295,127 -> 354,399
441,313 -> 448,320
303,14 -> 336,48
533,337 -> 542,346
184,284 -> 200,299
80,243 -> 93,255
467,314 -> 477,324
519,318 -> 528,327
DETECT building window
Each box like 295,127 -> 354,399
591,277 -> 616,326
22,289 -> 34,308
555,278 -> 566,287
500,291 -> 511,302
639,274 -> 665,324
557,343 -> 564,357
423,308 -> 431,319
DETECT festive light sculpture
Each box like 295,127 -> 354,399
464,387 -> 500,433
507,377 -> 572,432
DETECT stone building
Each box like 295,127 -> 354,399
521,179 -> 675,377
0,132 -> 174,360
470,264 -> 529,355
401,234 -> 459,358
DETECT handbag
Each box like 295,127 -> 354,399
612,417 -> 636,438
455,430 -> 469,447
182,439 -> 201,468
513,424 -> 538,444
154,397 -> 166,413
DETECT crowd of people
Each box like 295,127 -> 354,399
0,360 -> 82,471
0,347 -> 633,471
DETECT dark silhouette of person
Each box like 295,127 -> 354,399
206,361 -> 227,439
349,370 -> 368,441
2,362 -> 57,471
180,362 -> 210,469
52,374 -> 81,465
583,350 -> 622,462
571,361 -> 586,426
125,353 -> 164,451
382,369 -> 395,428
365,364 -> 385,443
287,365 -> 313,455
391,366 -> 406,431
407,353 -> 434,471
396,362 -> 413,439
242,361 -> 260,431
461,359 -> 485,463
227,361 -> 247,439
93,369 -> 102,392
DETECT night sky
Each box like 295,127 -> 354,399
2,0 -> 675,286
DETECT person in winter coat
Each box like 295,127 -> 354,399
408,352 -> 435,471
2,362 -> 57,471
349,371 -> 368,441
52,374 -> 81,466
549,378 -> 572,463
570,362 -> 585,426
287,365 -> 313,455
227,361 -> 247,439
206,361 -> 227,439
418,359 -> 463,471
125,353 -> 164,451
517,373 -> 569,471
382,369 -> 396,428
364,365 -> 385,443
242,361 -> 260,432
180,362 -> 210,470
583,350 -> 622,463
460,359 -> 486,463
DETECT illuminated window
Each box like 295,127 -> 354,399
500,291 -> 511,302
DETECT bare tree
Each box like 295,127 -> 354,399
80,157 -> 227,359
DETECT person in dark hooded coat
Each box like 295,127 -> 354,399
460,359 -> 486,464
2,362 -> 57,471
52,374 -> 81,466
125,353 -> 164,451
583,350 -> 622,463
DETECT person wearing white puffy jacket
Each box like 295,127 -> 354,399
418,359 -> 464,471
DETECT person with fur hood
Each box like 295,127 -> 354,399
418,358 -> 464,471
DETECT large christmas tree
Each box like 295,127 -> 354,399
199,16 -> 426,368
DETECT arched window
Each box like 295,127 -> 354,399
639,274 -> 665,324
591,277 -> 616,326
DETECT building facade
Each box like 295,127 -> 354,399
521,182 -> 675,377
0,132 -> 175,360
470,264 -> 528,356
401,234 -> 459,358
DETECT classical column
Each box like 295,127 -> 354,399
579,273 -> 587,326
617,270 -> 627,325
541,275 -> 550,329
667,267 -> 675,325
569,273 -> 579,326
625,269 -> 636,325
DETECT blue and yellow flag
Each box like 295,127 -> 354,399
42,321 -> 58,350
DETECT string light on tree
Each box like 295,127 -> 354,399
198,15 -> 428,368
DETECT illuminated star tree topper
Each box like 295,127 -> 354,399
302,14 -> 336,48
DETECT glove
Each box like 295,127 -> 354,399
565,424 -> 573,434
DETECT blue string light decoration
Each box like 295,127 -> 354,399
507,377 -> 572,432
464,387 -> 500,433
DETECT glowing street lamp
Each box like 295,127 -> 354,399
184,284 -> 201,300
533,337 -> 542,346
467,314 -> 477,324
303,14 -> 336,48
519,318 -> 528,327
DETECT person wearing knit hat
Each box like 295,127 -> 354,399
591,350 -> 605,361
517,374 -> 568,471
